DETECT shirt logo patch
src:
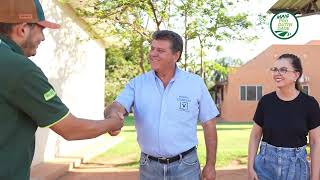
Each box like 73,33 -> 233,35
177,96 -> 191,112
44,88 -> 56,101
180,101 -> 188,111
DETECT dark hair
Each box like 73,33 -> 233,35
152,30 -> 183,62
0,23 -> 17,36
0,23 -> 35,38
277,53 -> 303,90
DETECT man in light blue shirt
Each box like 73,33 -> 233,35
107,30 -> 219,180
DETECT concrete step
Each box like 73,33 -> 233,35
30,136 -> 123,180
30,158 -> 74,180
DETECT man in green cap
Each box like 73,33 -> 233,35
0,0 -> 124,179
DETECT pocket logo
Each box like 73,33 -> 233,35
177,96 -> 191,112
180,101 -> 188,111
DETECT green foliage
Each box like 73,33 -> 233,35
186,57 -> 242,88
205,57 -> 242,88
175,0 -> 266,80
73,0 -> 266,102
105,44 -> 150,104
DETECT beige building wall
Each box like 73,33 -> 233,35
221,43 -> 320,121
30,1 -> 106,166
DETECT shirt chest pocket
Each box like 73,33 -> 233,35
170,96 -> 199,116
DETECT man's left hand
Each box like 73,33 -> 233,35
201,164 -> 216,180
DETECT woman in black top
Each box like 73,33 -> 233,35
248,54 -> 320,180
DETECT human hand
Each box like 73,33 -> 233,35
248,168 -> 259,180
108,129 -> 121,136
105,112 -> 124,132
201,164 -> 216,180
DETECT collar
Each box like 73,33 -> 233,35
0,35 -> 24,55
152,65 -> 181,82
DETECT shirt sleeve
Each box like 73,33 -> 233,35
198,79 -> 219,123
115,78 -> 135,113
9,69 -> 69,127
307,97 -> 320,130
253,98 -> 264,127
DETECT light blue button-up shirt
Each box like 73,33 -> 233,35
116,67 -> 219,157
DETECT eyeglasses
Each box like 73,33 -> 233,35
270,67 -> 297,75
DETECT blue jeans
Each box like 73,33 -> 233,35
254,141 -> 310,180
139,150 -> 201,180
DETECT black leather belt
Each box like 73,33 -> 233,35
145,146 -> 196,164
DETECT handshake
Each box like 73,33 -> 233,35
104,103 -> 125,136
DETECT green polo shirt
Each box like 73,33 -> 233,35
0,35 -> 69,180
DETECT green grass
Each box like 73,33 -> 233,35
91,116 -> 252,168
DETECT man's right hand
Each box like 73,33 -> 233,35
105,112 -> 124,132
104,102 -> 127,136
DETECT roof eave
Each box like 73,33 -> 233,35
269,0 -> 320,17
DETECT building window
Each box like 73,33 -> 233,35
240,86 -> 246,100
302,86 -> 309,95
247,86 -> 256,101
257,86 -> 263,99
240,85 -> 263,101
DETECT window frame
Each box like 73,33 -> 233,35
240,85 -> 263,101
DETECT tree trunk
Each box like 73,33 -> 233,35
148,0 -> 161,30
199,36 -> 204,79
200,48 -> 204,79
184,7 -> 188,71
139,37 -> 145,73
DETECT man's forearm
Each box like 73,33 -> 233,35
62,117 -> 112,140
50,113 -> 122,140
202,119 -> 218,166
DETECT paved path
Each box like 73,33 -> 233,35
60,166 -> 247,180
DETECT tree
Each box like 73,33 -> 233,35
76,0 -> 173,73
185,0 -> 261,80
175,0 -> 195,71
104,44 -> 148,104
206,57 -> 242,85
71,0 -> 266,102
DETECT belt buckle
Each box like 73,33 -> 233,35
159,157 -> 170,164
